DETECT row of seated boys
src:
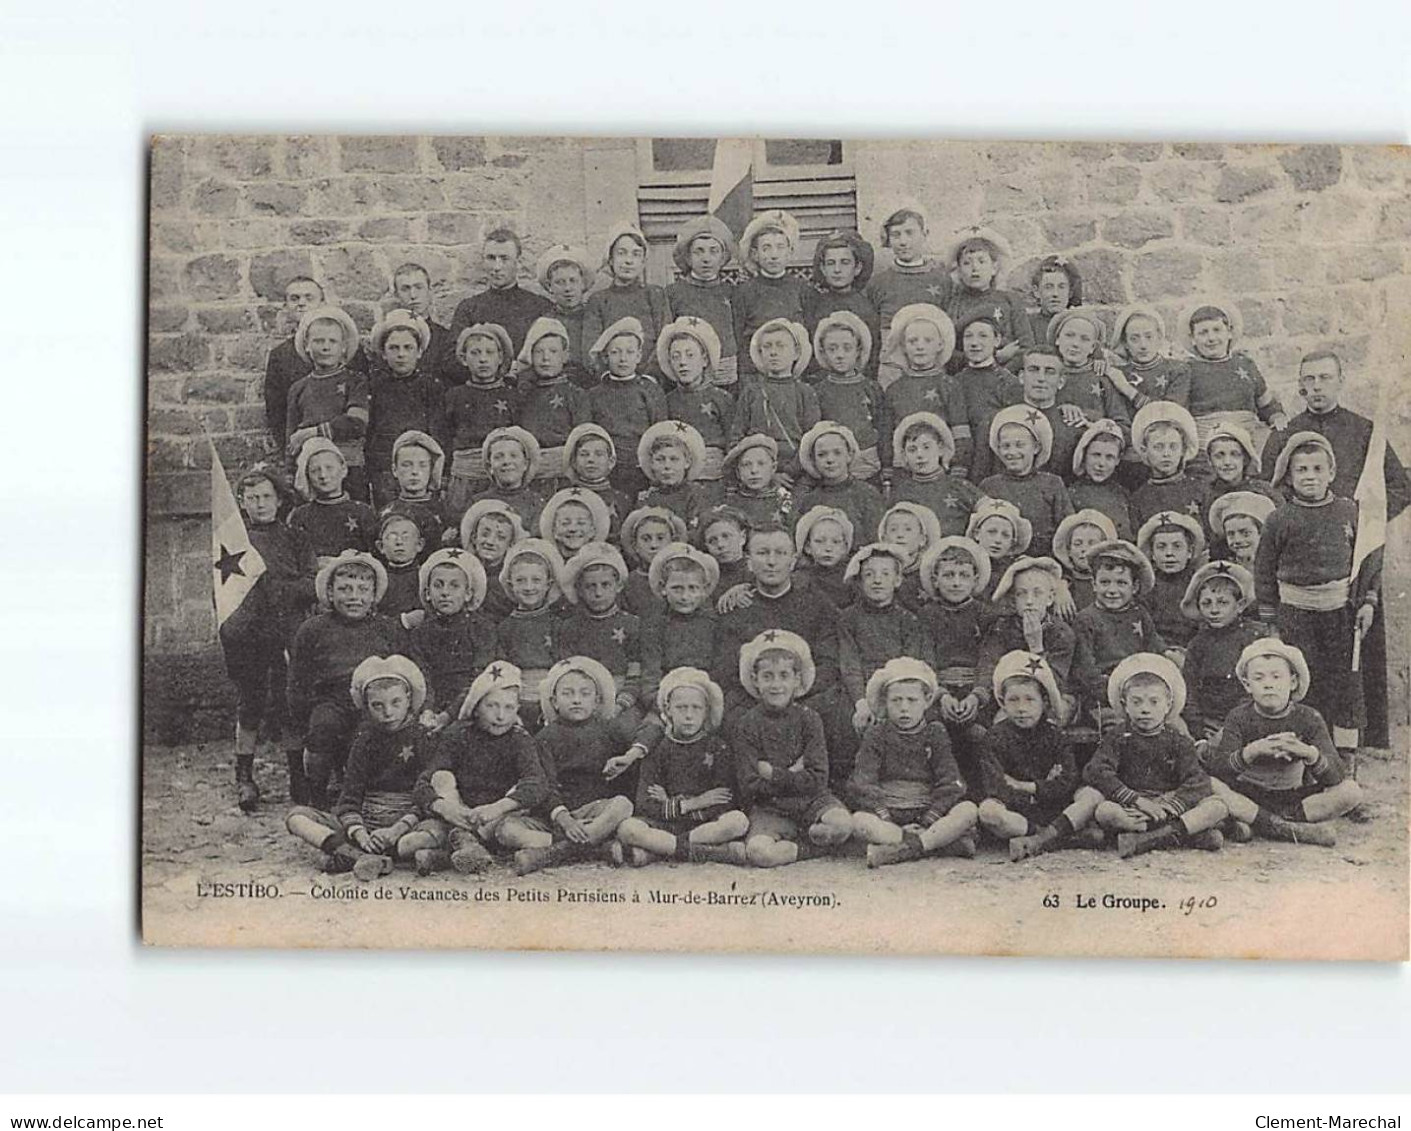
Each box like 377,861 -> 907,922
283,628 -> 1360,881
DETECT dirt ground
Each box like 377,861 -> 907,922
141,738 -> 1409,959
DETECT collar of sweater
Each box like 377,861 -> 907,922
604,372 -> 642,383
1291,492 -> 1334,508
753,581 -> 793,600
958,283 -> 996,297
309,366 -> 348,379
902,366 -> 946,379
467,378 -> 506,390
533,376 -> 569,387
888,719 -> 927,736
756,270 -> 789,282
890,258 -> 929,271
312,493 -> 351,506
1190,350 -> 1232,363
583,605 -> 622,619
685,274 -> 723,287
824,372 -> 863,385
1096,601 -> 1137,615
1252,701 -> 1295,721
1128,356 -> 1167,372
909,468 -> 949,484
609,279 -> 645,290
966,359 -> 998,371
936,596 -> 976,612
511,602 -> 554,618
666,727 -> 708,744
1306,404 -> 1343,418
397,492 -> 433,503
1147,472 -> 1187,485
859,597 -> 896,613
574,477 -> 611,491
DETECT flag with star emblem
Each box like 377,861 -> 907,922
210,442 -> 265,627
707,138 -> 753,239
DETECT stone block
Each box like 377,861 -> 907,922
191,178 -> 239,216
1278,145 -> 1343,192
1278,293 -> 1336,337
149,137 -> 186,209
248,249 -> 315,300
182,373 -> 253,404
221,334 -> 272,370
148,334 -> 211,373
1146,162 -> 1214,203
1209,250 -> 1271,293
1215,164 -> 1280,204
146,473 -> 208,518
340,135 -> 420,174
182,254 -> 243,301
1101,211 -> 1173,249
356,216 -> 413,242
378,177 -> 448,212
1116,143 -> 1165,162
1131,248 -> 1204,301
306,176 -> 379,215
1232,202 -> 1301,244
492,154 -> 528,168
316,245 -> 388,301
244,181 -> 307,216
1377,199 -> 1411,240
149,409 -> 204,436
206,136 -> 275,180
1087,164 -> 1143,206
288,219 -> 349,245
1327,245 -> 1403,284
195,307 -> 255,334
1179,206 -> 1231,246
149,304 -> 190,333
1069,248 -> 1126,304
1238,298 -> 1278,338
152,221 -> 197,254
1038,213 -> 1097,250
427,211 -> 485,245
432,136 -> 488,171
220,218 -> 282,250
147,436 -> 195,473
284,135 -> 335,179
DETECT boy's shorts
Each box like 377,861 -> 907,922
1231,780 -> 1323,820
747,793 -> 845,840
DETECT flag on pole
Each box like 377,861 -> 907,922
707,138 -> 754,239
1350,382 -> 1389,672
211,441 -> 266,627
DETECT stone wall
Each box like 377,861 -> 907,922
144,136 -> 1411,740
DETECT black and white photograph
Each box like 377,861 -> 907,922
140,134 -> 1410,959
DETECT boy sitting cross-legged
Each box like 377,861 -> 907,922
848,657 -> 979,867
512,657 -> 636,875
286,655 -> 444,880
1083,653 -> 1229,858
1206,639 -> 1361,847
614,667 -> 749,867
414,662 -> 549,875
734,630 -> 854,867
976,651 -> 1104,861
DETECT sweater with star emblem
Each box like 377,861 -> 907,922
811,374 -> 884,451
945,285 -> 1035,357
978,717 -> 1077,813
409,608 -> 499,717
450,284 -> 553,359
723,483 -> 794,529
802,288 -> 883,379
445,380 -> 519,454
734,701 -> 832,814
333,721 -> 436,824
876,370 -> 972,472
264,337 -> 371,451
1121,356 -> 1191,410
1182,618 -> 1268,733
1185,352 -> 1283,422
666,386 -> 734,451
467,481 -> 547,534
534,717 -> 626,814
583,282 -> 671,375
886,471 -> 981,537
1131,477 -> 1209,535
496,603 -> 562,675
1072,602 -> 1167,705
589,374 -> 668,459
1084,726 -> 1212,813
219,519 -> 317,644
414,718 -> 548,812
665,278 -> 738,366
288,496 -> 378,558
1045,363 -> 1135,436
286,368 -> 370,467
793,478 -> 886,545
517,376 -> 592,449
848,720 -> 966,822
953,362 -> 1016,464
1254,494 -> 1365,605
838,600 -> 934,704
865,261 -> 954,344
977,469 -> 1074,556
635,730 -> 737,824
556,606 -> 642,703
547,303 -> 592,386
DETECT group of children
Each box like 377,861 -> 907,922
218,204 -> 1404,879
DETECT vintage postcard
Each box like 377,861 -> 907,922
142,135 -> 1410,958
